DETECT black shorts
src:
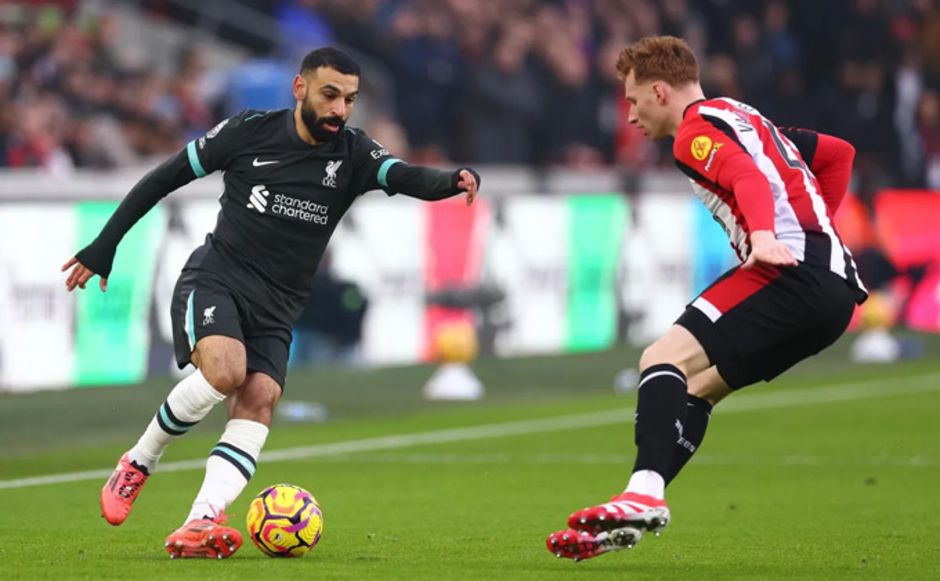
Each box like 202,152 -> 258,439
170,269 -> 292,388
676,263 -> 857,390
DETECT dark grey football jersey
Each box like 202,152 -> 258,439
183,109 -> 400,315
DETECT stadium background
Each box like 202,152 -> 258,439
1,1 -> 939,578
1,0 -> 938,391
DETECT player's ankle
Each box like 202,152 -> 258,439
625,470 -> 666,500
127,448 -> 157,475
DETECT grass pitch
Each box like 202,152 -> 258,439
1,334 -> 938,580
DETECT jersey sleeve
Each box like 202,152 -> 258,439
674,115 -> 748,183
184,110 -> 262,177
675,115 -> 776,232
777,126 -> 819,166
780,127 -> 855,215
345,128 -> 403,195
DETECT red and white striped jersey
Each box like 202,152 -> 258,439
673,97 -> 866,298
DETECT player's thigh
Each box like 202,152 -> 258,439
676,264 -> 785,367
225,371 -> 282,426
676,264 -> 855,389
242,332 -> 291,391
171,270 -> 247,391
718,293 -> 855,389
240,301 -> 292,391
640,324 -> 711,377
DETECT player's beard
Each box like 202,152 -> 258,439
301,100 -> 345,143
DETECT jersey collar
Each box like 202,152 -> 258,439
683,98 -> 707,119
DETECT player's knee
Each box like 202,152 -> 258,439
201,365 -> 246,394
688,381 -> 727,407
639,343 -> 673,373
246,381 -> 280,412
639,327 -> 709,377
229,378 -> 280,423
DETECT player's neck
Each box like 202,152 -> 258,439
668,84 -> 707,137
293,107 -> 322,146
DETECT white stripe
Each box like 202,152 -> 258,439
184,290 -> 195,351
638,370 -> 687,388
601,499 -> 661,515
277,452 -> 940,467
248,192 -> 267,212
701,101 -> 860,285
767,122 -> 848,278
1,373 -> 938,490
698,104 -> 806,261
689,181 -> 746,259
691,296 -> 723,322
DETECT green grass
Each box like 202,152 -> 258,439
0,333 -> 939,579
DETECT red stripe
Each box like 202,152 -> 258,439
422,197 -> 488,361
759,123 -> 823,233
700,264 -> 781,314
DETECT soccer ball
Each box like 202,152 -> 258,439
433,319 -> 478,363
858,291 -> 896,330
246,483 -> 323,557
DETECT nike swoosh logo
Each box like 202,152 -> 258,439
253,158 -> 279,167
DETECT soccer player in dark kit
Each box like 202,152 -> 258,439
546,36 -> 866,561
61,47 -> 480,559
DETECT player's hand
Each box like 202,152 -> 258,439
457,169 -> 478,206
742,230 -> 798,270
61,256 -> 107,292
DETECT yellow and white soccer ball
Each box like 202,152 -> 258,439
433,319 -> 478,363
858,291 -> 897,330
246,483 -> 323,557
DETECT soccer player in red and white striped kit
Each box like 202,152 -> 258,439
547,36 -> 868,561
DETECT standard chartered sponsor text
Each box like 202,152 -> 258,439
273,194 -> 329,224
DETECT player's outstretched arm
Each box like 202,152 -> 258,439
61,148 -> 199,292
61,256 -> 107,292
456,169 -> 479,206
384,163 -> 481,205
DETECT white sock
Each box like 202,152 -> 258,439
625,469 -> 666,500
185,419 -> 269,524
127,370 -> 225,473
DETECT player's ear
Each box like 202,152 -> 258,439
653,82 -> 667,105
292,74 -> 307,102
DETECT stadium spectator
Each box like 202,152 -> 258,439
2,0 -> 940,181
918,89 -> 940,188
463,19 -> 541,164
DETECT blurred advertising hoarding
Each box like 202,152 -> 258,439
1,189 -> 937,392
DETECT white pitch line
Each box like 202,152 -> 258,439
273,452 -> 940,467
1,372 -> 938,490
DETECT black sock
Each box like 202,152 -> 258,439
665,394 -> 713,486
632,364 -> 688,478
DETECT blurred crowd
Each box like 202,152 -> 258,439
2,0 -> 940,189
0,3 -> 224,175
